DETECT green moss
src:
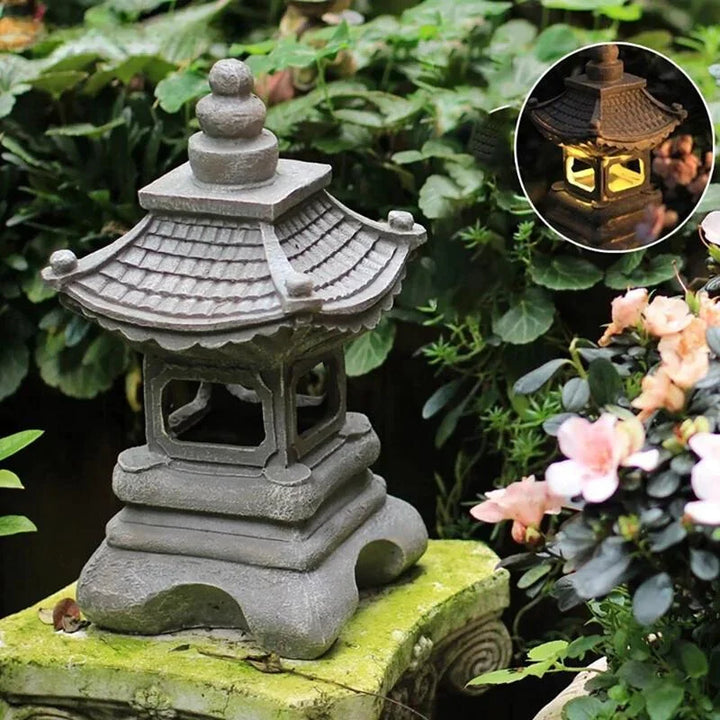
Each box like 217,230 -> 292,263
0,540 -> 507,719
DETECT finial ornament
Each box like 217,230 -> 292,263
586,42 -> 623,82
188,59 -> 279,185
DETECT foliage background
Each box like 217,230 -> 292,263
2,0 -> 720,716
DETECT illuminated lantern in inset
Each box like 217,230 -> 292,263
529,44 -> 686,249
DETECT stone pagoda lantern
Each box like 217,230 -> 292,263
42,59 -> 428,660
529,44 -> 686,249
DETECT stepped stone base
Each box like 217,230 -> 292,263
0,540 -> 510,720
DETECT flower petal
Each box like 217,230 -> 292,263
622,449 -> 661,472
685,500 -> 720,525
689,433 -> 720,460
470,500 -> 507,523
691,458 -> 720,501
546,460 -> 584,498
582,472 -> 619,503
701,211 -> 720,244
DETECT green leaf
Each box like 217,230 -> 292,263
0,470 -> 23,489
561,377 -> 590,412
518,563 -> 552,590
605,253 -> 682,290
587,358 -> 623,406
679,642 -> 709,678
527,640 -> 568,662
534,24 -> 579,62
493,289 -> 555,345
633,573 -> 674,625
563,696 -> 609,720
46,117 -> 126,138
391,150 -> 425,165
644,682 -> 684,720
690,548 -> 720,581
0,515 -> 37,536
530,255 -> 603,291
467,667 -> 538,687
617,659 -> 656,689
513,358 -> 570,395
0,430 -> 43,463
155,70 -> 210,114
566,635 -> 603,660
435,391 -> 473,449
422,379 -> 463,420
0,337 -> 29,402
29,71 -> 88,98
344,319 -> 396,377
598,3 -> 642,20
418,175 -> 463,220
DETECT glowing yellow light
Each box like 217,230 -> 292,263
566,155 -> 596,192
607,157 -> 644,193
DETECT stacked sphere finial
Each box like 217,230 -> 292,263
188,59 -> 279,185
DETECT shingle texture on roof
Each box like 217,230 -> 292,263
531,74 -> 686,151
45,191 -> 421,337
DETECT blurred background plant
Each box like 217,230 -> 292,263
0,428 -> 42,536
2,0 -> 720,715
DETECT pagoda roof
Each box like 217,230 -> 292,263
42,180 -> 424,350
530,45 -> 686,152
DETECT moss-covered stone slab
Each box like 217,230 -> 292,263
0,540 -> 510,720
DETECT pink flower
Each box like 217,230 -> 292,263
470,475 -> 563,543
701,211 -> 720,246
546,414 -> 660,503
642,296 -> 693,337
631,367 -> 686,421
698,291 -> 720,327
598,288 -> 648,346
685,433 -> 720,525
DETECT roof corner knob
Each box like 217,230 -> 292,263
49,249 -> 78,274
285,272 -> 314,298
387,210 -> 415,231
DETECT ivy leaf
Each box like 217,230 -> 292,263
643,681 -> 684,720
633,573 -> 674,625
680,642 -> 709,678
513,358 -> 570,395
587,358 -> 623,406
493,288 -> 555,345
344,319 -> 396,377
562,377 -> 590,412
418,174 -> 463,220
605,253 -> 682,290
155,70 -> 209,113
0,515 -> 37,536
529,255 -> 603,291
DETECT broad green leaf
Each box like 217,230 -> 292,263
679,642 -> 709,678
646,470 -> 680,499
418,175 -> 463,220
563,696 -> 610,720
422,379 -> 463,420
513,358 -> 570,395
0,430 -> 43,463
391,150 -> 425,165
566,635 -> 603,660
0,470 -> 23,489
467,667 -> 537,687
572,538 -> 631,598
527,640 -> 568,662
644,682 -> 683,720
46,117 -> 126,138
598,3 -> 642,21
155,70 -> 209,113
530,255 -> 603,291
633,573 -> 674,625
333,109 -> 384,128
0,339 -> 29,402
617,659 -> 656,689
518,563 -> 552,590
534,24 -> 580,62
587,358 -> 623,406
605,253 -> 682,290
0,515 -> 36,536
344,320 -> 396,377
29,71 -> 88,98
562,377 -> 590,412
493,289 -> 555,345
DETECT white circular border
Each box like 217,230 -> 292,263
513,40 -> 716,255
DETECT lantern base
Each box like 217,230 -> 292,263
76,493 -> 427,659
544,182 -> 662,250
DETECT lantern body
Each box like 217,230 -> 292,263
42,60 -> 428,660
530,44 -> 686,250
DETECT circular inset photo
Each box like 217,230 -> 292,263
515,42 -> 714,253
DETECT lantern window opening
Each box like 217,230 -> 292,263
605,155 -> 645,194
565,153 -> 596,193
162,379 -> 268,449
292,354 -> 344,457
